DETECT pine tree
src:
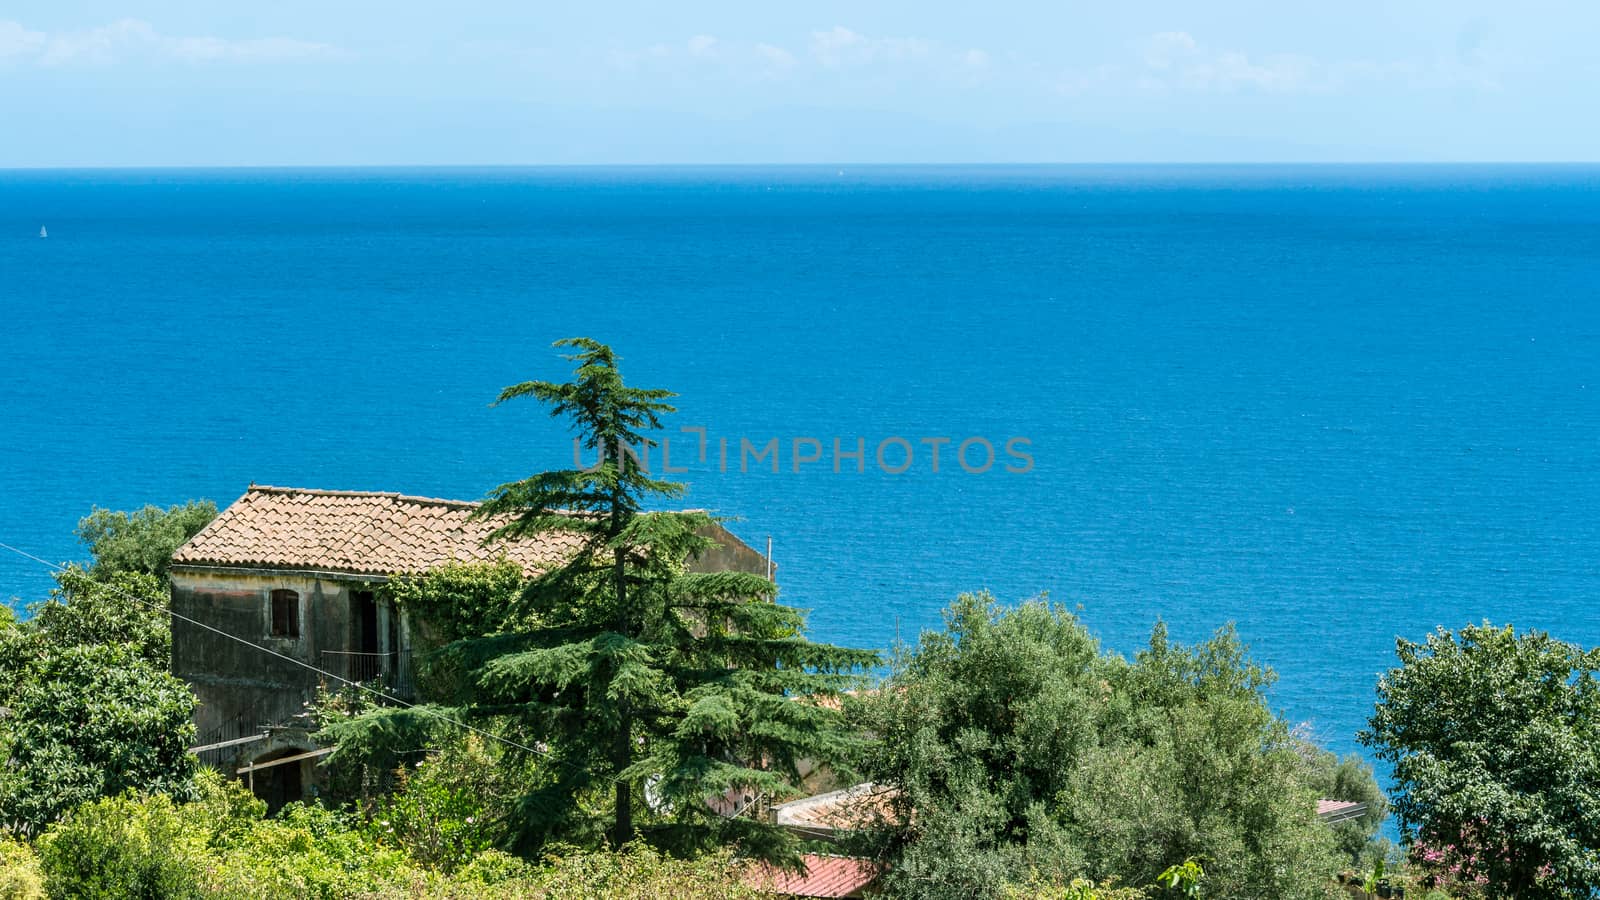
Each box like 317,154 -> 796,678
457,338 -> 877,858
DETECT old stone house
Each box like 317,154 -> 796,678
168,485 -> 768,809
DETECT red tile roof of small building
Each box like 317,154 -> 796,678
1317,799 -> 1367,822
745,854 -> 883,899
170,485 -> 586,577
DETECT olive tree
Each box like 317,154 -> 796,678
854,594 -> 1350,900
75,500 -> 217,577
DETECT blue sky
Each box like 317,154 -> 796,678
2,1 -> 1596,166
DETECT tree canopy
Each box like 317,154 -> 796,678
75,500 -> 217,577
0,501 -> 210,835
852,593 -> 1361,900
1362,622 -> 1600,900
0,566 -> 196,834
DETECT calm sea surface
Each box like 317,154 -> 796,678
2,165 -> 1598,771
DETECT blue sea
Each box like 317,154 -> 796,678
3,165 -> 1598,775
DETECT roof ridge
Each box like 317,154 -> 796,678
247,485 -> 483,509
171,485 -> 759,580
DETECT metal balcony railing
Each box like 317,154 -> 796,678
320,650 -> 414,700
191,706 -> 273,767
189,692 -> 308,766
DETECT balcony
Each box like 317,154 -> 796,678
320,649 -> 414,700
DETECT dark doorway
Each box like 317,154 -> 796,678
352,590 -> 379,654
249,750 -> 304,815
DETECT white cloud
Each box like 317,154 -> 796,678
591,26 -> 1498,102
608,34 -> 736,71
809,26 -> 932,68
167,34 -> 335,63
601,28 -> 979,82
1142,31 -> 1197,71
808,25 -> 864,67
1139,31 -> 1316,93
0,20 -> 46,58
0,18 -> 338,66
1053,31 -> 1501,97
686,34 -> 717,58
755,43 -> 796,70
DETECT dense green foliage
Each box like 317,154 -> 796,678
0,567 -> 196,835
1299,745 -> 1390,866
384,559 -> 531,647
1362,623 -> 1600,900
0,838 -> 44,900
853,593 -> 1361,900
1002,877 -> 1150,900
13,771 -> 774,899
37,791 -> 207,900
329,338 -> 877,861
361,735 -> 520,872
74,500 -> 217,578
0,502 -> 209,834
24,567 -> 173,664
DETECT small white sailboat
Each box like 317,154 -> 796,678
39,226 -> 47,238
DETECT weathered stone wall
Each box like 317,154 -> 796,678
691,522 -> 772,576
170,569 -> 369,739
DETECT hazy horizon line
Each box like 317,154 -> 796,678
4,160 -> 1599,173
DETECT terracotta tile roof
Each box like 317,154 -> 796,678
773,782 -> 905,832
170,485 -> 587,578
745,854 -> 883,899
795,688 -> 876,712
1316,798 -> 1368,824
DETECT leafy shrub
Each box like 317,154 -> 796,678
1003,876 -> 1148,899
0,566 -> 197,834
31,774 -> 423,900
0,840 -> 44,900
27,569 -> 175,665
182,770 -> 267,849
363,736 -> 518,872
0,641 -> 197,832
35,792 -> 205,900
20,771 -> 776,900
201,803 -> 413,900
527,844 -> 770,900
453,849 -> 536,887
